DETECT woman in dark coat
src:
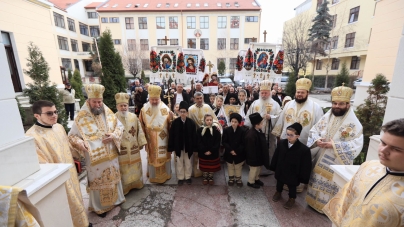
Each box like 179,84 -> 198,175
197,114 -> 221,185
222,113 -> 246,187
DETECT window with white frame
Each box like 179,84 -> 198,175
109,17 -> 119,23
79,23 -> 89,36
331,58 -> 340,70
61,58 -> 72,70
113,39 -> 121,45
67,18 -> 75,31
87,12 -> 98,19
349,6 -> 360,23
138,17 -> 147,29
200,16 -> 209,29
71,39 -> 78,52
156,17 -> 165,29
230,38 -> 239,50
169,17 -> 178,29
140,39 -> 149,50
200,38 -> 209,50
53,12 -> 65,28
217,38 -> 226,50
125,17 -> 134,29
127,39 -> 136,51
218,16 -> 227,28
187,16 -> 196,29
90,26 -> 99,37
57,36 -> 69,50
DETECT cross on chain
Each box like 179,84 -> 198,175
162,36 -> 170,45
263,30 -> 267,42
371,205 -> 387,221
206,61 -> 214,73
81,118 -> 95,132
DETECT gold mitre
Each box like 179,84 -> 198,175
148,85 -> 161,98
332,83 -> 353,102
260,80 -> 272,91
85,84 -> 105,99
115,92 -> 129,104
296,77 -> 312,91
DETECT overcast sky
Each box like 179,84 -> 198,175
257,0 -> 307,44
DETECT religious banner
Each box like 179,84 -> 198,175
223,105 -> 241,117
149,45 -> 181,83
202,86 -> 218,94
182,48 -> 204,84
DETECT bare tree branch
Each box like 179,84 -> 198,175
120,42 -> 147,77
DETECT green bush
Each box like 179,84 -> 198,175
335,62 -> 350,87
70,69 -> 85,107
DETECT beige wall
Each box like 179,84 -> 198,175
0,0 -> 61,85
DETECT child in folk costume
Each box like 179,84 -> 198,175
197,114 -> 222,185
244,113 -> 270,189
270,123 -> 312,209
222,113 -> 246,187
213,95 -> 228,128
228,93 -> 238,105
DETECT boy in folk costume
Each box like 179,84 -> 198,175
245,113 -> 270,189
197,114 -> 222,185
222,113 -> 246,187
270,123 -> 312,209
168,101 -> 197,185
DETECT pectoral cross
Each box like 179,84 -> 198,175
162,36 -> 170,45
263,30 -> 267,42
188,39 -> 195,48
207,61 -> 214,73
164,92 -> 174,108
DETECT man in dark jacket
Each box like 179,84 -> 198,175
272,87 -> 286,107
245,113 -> 270,189
169,83 -> 190,111
269,122 -> 312,209
168,101 -> 197,185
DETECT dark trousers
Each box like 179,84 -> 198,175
65,103 -> 75,120
276,180 -> 297,199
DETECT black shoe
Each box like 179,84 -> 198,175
97,212 -> 107,218
247,182 -> 260,189
178,180 -> 184,185
255,179 -> 264,186
186,178 -> 192,185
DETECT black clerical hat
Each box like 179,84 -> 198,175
287,122 -> 303,135
179,101 -> 189,111
229,113 -> 242,124
249,112 -> 263,126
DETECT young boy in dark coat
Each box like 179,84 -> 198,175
222,113 -> 246,187
269,122 -> 312,209
245,112 -> 270,189
197,114 -> 222,185
168,101 -> 197,185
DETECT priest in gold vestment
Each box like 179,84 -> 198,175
188,92 -> 221,178
115,93 -> 147,194
68,84 -> 125,217
139,85 -> 173,183
306,84 -> 363,213
323,118 -> 404,227
26,100 -> 89,226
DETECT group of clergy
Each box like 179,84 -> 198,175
24,74 -> 404,227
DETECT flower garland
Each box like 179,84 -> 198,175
198,57 -> 206,73
243,48 -> 254,71
176,52 -> 185,74
236,55 -> 243,71
149,50 -> 159,73
272,50 -> 284,74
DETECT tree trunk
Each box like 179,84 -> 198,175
311,52 -> 317,87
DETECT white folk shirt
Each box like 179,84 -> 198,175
176,92 -> 183,104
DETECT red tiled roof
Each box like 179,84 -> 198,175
84,2 -> 103,9
48,0 -> 80,10
96,0 -> 261,12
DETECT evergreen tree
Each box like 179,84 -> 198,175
23,42 -> 68,130
285,72 -> 298,98
308,1 -> 333,77
98,30 -> 127,112
141,70 -> 149,84
70,69 -> 85,106
354,74 -> 389,164
67,69 -> 73,81
218,61 -> 226,76
335,62 -> 350,87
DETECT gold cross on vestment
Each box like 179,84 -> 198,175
263,30 -> 267,42
393,183 -> 404,196
368,167 -> 378,176
162,36 -> 170,45
207,61 -> 214,73
81,118 -> 95,132
371,205 -> 387,220
128,126 -> 136,137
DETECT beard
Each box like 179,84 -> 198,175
118,110 -> 128,117
151,105 -> 160,115
90,105 -> 104,115
295,96 -> 308,104
332,106 -> 349,116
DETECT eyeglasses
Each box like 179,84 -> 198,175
40,110 -> 59,117
179,110 -> 187,114
286,134 -> 297,137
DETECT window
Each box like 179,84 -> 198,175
57,36 -> 69,50
157,39 -> 167,45
140,39 -> 149,50
345,32 -> 355,48
331,15 -> 337,28
74,59 -> 79,70
349,6 -> 360,23
230,16 -> 240,28
230,38 -> 239,50
90,26 -> 99,37
218,38 -> 226,50
350,56 -> 360,69
331,58 -> 340,70
79,23 -> 89,36
125,17 -> 134,29
87,12 -> 98,19
170,39 -> 179,45
84,60 -> 93,72
245,16 -> 258,22
156,17 -> 165,29
110,17 -> 119,23
71,39 -> 78,52
101,17 -> 108,23
200,38 -> 209,50
82,42 -> 91,52
200,16 -> 209,29
217,58 -> 225,67
244,38 -> 256,44
332,0 -> 339,4
187,16 -> 196,29
316,59 -> 322,70
331,36 -> 339,49
53,12 -> 65,28
169,17 -> 178,29
141,59 -> 150,70
61,58 -> 72,70
127,39 -> 136,51
67,18 -> 75,32
113,39 -> 121,45
138,17 -> 147,29
187,38 -> 196,48
218,16 -> 227,28
229,58 -> 237,69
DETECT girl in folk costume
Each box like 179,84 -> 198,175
281,96 -> 292,110
213,95 -> 228,128
197,114 -> 222,185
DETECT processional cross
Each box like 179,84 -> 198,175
162,36 -> 170,45
164,92 -> 174,108
263,30 -> 267,42
207,61 -> 214,73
